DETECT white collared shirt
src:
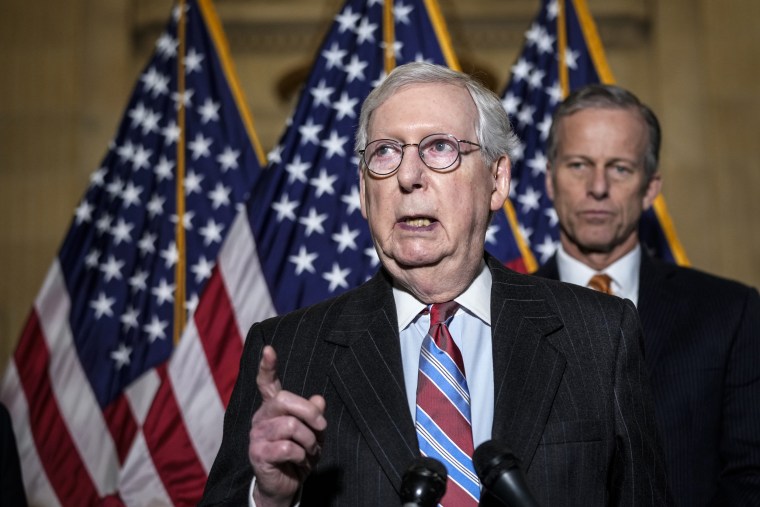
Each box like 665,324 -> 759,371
556,243 -> 641,306
394,261 -> 495,448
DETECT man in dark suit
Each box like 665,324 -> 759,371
200,62 -> 670,506
534,83 -> 760,506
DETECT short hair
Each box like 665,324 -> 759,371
355,62 -> 521,170
546,84 -> 661,181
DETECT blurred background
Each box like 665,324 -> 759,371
1,0 -> 759,371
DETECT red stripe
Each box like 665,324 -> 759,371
142,365 -> 208,505
417,375 -> 474,454
102,394 -> 138,464
193,267 -> 244,407
440,476 -> 478,506
14,309 -> 100,504
505,257 -> 528,274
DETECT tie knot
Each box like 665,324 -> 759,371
429,301 -> 459,326
587,273 -> 613,295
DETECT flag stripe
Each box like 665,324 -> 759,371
118,432 -> 173,506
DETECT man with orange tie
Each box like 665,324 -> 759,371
534,83 -> 760,506
200,63 -> 670,507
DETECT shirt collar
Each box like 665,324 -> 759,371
392,261 -> 492,331
556,243 -> 641,302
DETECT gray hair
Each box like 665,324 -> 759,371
355,62 -> 521,169
546,83 -> 661,181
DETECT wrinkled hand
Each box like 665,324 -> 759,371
249,345 -> 327,507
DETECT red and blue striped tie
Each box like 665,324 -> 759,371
415,301 -> 479,506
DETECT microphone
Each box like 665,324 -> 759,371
400,456 -> 448,507
473,440 -> 540,507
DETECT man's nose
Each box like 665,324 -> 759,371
395,144 -> 426,191
587,166 -> 609,198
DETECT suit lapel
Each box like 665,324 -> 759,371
488,257 -> 566,469
637,252 -> 683,371
325,271 -> 418,492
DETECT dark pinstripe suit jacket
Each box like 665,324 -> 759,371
535,252 -> 760,506
200,255 -> 671,506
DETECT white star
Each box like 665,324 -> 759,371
310,169 -> 338,198
511,58 -> 533,82
154,155 -> 175,181
271,194 -> 299,222
267,144 -> 283,165
95,213 -> 113,235
547,0 -> 560,20
332,224 -> 360,253
332,91 -> 359,120
394,2 -> 414,24
535,235 -> 558,263
527,68 -> 545,90
85,249 -> 100,269
564,48 -> 580,70
184,170 -> 204,195
110,219 -> 134,245
75,201 -> 94,224
517,186 -> 542,213
519,224 -> 534,246
141,67 -> 161,96
129,269 -> 149,292
152,278 -> 175,306
546,81 -> 564,105
199,218 -> 224,246
310,79 -> 335,108
208,182 -> 231,209
191,256 -> 214,283
198,98 -> 220,124
289,246 -> 318,275
170,210 -> 195,230
140,110 -> 161,136
380,40 -> 404,60
298,118 -> 323,146
143,315 -> 169,343
341,186 -> 361,215
138,231 -> 157,255
516,104 -> 535,129
527,151 -> 548,177
120,306 -> 140,332
501,92 -> 521,116
217,146 -> 240,172
106,178 -> 124,199
525,23 -> 543,46
286,155 -> 311,184
90,292 -> 115,319
185,47 -> 204,74
162,121 -> 181,145
186,293 -> 199,316
171,88 -> 194,110
355,17 -> 377,44
99,255 -> 124,280
121,182 -> 143,208
321,130 -> 349,159
116,141 -> 135,164
335,6 -> 360,33
485,223 -> 500,245
161,241 -> 179,269
364,247 -> 380,268
128,102 -> 148,129
344,55 -> 368,82
537,115 -> 553,142
545,207 -> 559,227
188,132 -> 212,160
322,262 -> 350,292
110,343 -> 132,370
321,42 -> 346,70
147,194 -> 165,218
299,208 -> 328,237
89,167 -> 107,187
156,32 -> 178,59
511,140 -> 525,162
537,32 -> 555,55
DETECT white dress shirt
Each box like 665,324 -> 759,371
555,243 -> 641,306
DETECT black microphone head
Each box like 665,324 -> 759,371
400,456 -> 447,506
473,439 -> 521,488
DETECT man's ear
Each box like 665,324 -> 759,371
489,155 -> 511,212
642,172 -> 662,210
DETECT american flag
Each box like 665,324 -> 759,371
502,0 -> 689,268
0,0 -> 267,504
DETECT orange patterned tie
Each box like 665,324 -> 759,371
587,273 -> 614,295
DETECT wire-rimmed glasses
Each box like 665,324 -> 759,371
358,133 -> 481,176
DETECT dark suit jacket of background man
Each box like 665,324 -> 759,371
535,250 -> 760,506
200,254 -> 671,506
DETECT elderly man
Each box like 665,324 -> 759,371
535,83 -> 760,506
200,63 -> 670,507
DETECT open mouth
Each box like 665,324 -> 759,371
399,216 -> 437,229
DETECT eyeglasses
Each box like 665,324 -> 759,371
358,133 -> 481,176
